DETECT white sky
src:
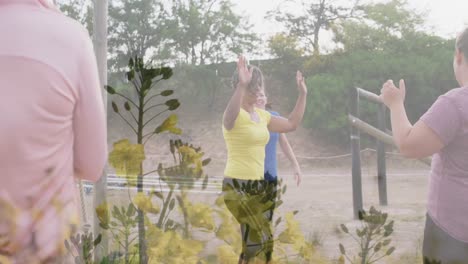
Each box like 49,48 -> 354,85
232,0 -> 468,39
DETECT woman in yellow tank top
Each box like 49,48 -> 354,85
222,55 -> 308,264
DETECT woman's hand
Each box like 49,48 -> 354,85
237,55 -> 252,89
380,79 -> 406,110
296,71 -> 307,95
293,165 -> 302,186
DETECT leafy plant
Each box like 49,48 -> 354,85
339,206 -> 395,264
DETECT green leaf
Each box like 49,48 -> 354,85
126,70 -> 135,81
161,90 -> 174,96
233,179 -> 240,190
340,224 -> 349,234
202,158 -> 211,166
383,239 -> 391,246
339,243 -> 346,255
140,79 -> 150,93
386,247 -> 395,256
374,242 -> 382,252
169,198 -> 176,210
94,234 -> 102,247
111,101 -> 119,113
160,67 -> 173,79
202,175 -> 209,190
127,203 -> 135,217
124,101 -> 131,111
104,85 -> 116,95
165,99 -> 180,111
275,217 -> 282,227
99,223 -> 109,230
152,191 -> 164,200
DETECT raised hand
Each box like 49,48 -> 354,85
296,71 -> 307,95
380,79 -> 406,109
237,55 -> 252,89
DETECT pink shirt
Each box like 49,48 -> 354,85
0,0 -> 107,261
420,87 -> 468,242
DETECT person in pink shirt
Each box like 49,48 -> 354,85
0,0 -> 107,263
380,27 -> 468,263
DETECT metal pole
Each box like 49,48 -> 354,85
350,87 -> 364,220
377,104 -> 388,206
93,0 -> 108,261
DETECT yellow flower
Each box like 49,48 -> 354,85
133,193 -> 160,214
147,228 -> 204,263
278,213 -> 305,245
185,202 -> 215,230
108,139 -> 145,177
217,245 -> 239,264
95,202 -> 110,229
178,145 -> 204,175
155,114 -> 182,135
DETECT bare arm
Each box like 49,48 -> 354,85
381,80 -> 444,159
223,56 -> 251,130
279,134 -> 299,168
268,71 -> 308,133
74,29 -> 107,182
279,133 -> 302,185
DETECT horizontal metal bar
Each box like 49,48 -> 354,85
348,114 -> 431,165
356,87 -> 383,104
348,114 -> 394,146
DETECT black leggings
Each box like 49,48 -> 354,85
222,178 -> 278,262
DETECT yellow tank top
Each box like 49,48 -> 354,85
223,108 -> 271,180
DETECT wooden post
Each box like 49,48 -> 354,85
349,87 -> 363,220
93,0 -> 108,261
377,104 -> 388,206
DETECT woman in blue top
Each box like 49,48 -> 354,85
256,88 -> 303,186
253,88 -> 303,263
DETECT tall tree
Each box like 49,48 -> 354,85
268,0 -> 362,56
332,0 -> 426,52
167,0 -> 259,65
108,0 -> 173,72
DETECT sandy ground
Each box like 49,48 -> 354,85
82,153 -> 431,263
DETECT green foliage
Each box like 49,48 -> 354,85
268,33 -> 305,60
267,0 -> 363,55
105,56 -> 181,263
339,206 -> 395,264
167,0 -> 259,65
65,227 -> 102,264
108,0 -> 173,72
300,0 -> 458,143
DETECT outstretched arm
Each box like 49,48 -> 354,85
268,71 -> 307,133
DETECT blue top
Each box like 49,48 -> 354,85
264,111 -> 280,181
